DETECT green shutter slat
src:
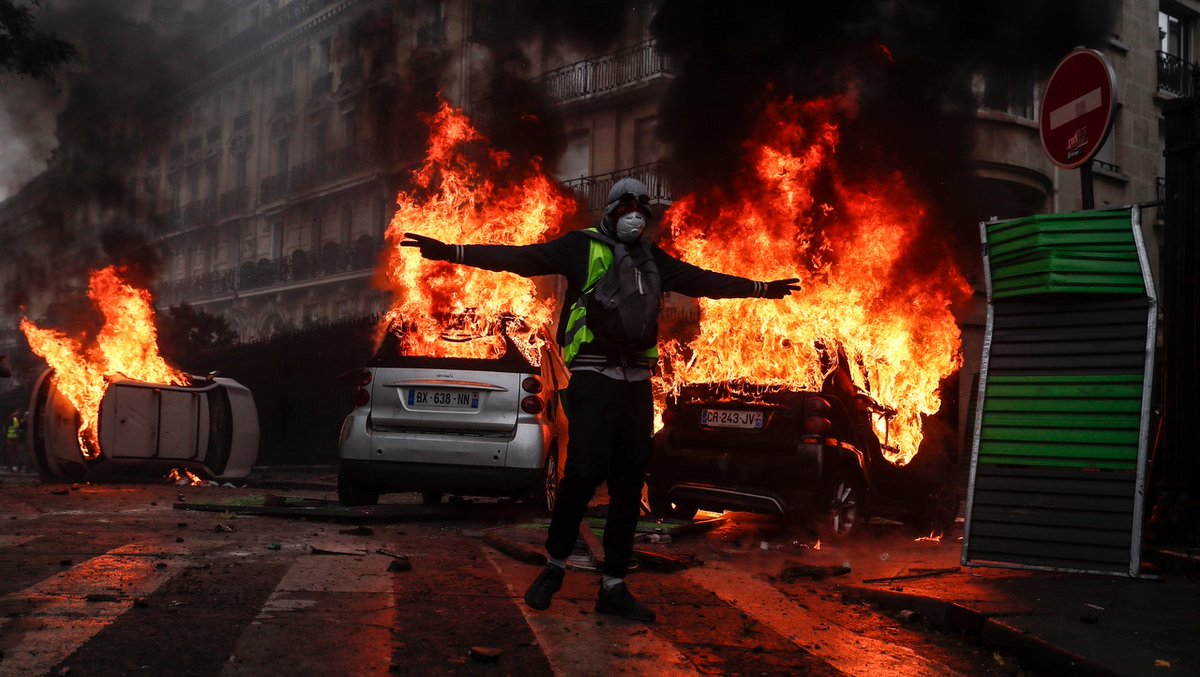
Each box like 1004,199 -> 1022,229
982,412 -> 1141,429
984,398 -> 1141,413
981,427 -> 1139,445
978,440 -> 1138,460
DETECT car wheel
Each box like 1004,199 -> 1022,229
815,470 -> 865,538
337,468 -> 379,507
647,486 -> 698,521
421,491 -> 443,505
539,444 -> 560,514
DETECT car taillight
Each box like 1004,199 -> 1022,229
805,396 -> 831,414
803,415 -> 832,435
358,370 -> 373,386
521,376 -> 543,394
521,395 -> 544,414
354,388 -> 370,407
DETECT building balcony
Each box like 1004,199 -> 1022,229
156,235 -> 383,305
536,38 -> 672,106
261,141 -> 384,203
562,161 -> 673,213
1157,50 -> 1197,97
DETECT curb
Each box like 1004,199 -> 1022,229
842,585 -> 1120,677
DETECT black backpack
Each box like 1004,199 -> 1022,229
580,230 -> 662,352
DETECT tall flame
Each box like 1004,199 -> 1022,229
658,94 -> 969,464
378,98 -> 575,363
20,266 -> 189,458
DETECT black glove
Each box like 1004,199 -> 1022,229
401,232 -> 456,262
759,278 -> 801,298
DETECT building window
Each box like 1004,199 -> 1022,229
316,36 -> 332,73
634,116 -> 660,165
187,165 -> 201,203
311,121 -> 328,159
1158,9 -> 1196,95
343,111 -> 357,146
558,129 -> 591,181
340,204 -> 353,243
972,70 -> 1036,120
235,154 -> 248,188
276,138 -> 290,174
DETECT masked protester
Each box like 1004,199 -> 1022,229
403,177 -> 799,622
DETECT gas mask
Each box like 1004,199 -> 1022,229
615,211 -> 647,243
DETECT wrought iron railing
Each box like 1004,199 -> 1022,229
1093,159 -> 1121,174
536,38 -> 672,105
156,235 -> 384,304
261,140 -> 383,202
182,196 -> 217,228
562,161 -> 673,213
1157,50 -> 1197,97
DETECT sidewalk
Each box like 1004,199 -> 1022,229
833,536 -> 1200,677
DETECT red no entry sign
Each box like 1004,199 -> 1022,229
1039,48 -> 1117,169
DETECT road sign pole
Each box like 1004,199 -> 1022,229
1081,161 -> 1095,209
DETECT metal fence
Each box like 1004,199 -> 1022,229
563,161 -> 673,213
536,39 -> 672,105
1157,50 -> 1197,97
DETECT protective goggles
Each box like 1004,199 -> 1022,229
612,192 -> 652,215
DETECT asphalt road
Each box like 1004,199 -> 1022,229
0,474 -> 1017,676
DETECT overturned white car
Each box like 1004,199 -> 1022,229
28,369 -> 259,482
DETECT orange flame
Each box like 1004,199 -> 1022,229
20,266 -> 189,458
658,94 -> 969,465
377,98 -> 575,363
915,532 -> 943,543
167,467 -> 205,486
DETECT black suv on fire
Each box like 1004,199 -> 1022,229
646,356 -> 958,536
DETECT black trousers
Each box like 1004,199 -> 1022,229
545,370 -> 653,578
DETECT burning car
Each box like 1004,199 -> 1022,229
336,326 -> 566,510
646,354 -> 959,536
29,368 -> 259,482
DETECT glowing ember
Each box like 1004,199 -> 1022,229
20,266 -> 189,458
658,94 -> 969,465
915,532 -> 943,543
167,467 -> 205,486
377,97 -> 574,364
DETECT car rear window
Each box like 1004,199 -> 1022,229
369,330 -> 537,372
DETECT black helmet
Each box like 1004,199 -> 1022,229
604,177 -> 652,218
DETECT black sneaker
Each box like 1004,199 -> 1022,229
524,564 -> 565,610
595,582 -> 656,622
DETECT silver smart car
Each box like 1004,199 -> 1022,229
337,328 -> 567,510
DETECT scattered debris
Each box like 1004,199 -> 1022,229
777,562 -> 852,582
481,530 -> 546,565
266,543 -> 281,551
338,526 -> 373,536
579,523 -> 606,567
49,488 -> 70,496
310,543 -> 367,556
468,646 -> 502,663
387,559 -> 412,572
862,567 -> 961,584
214,522 -> 235,533
897,609 -> 920,623
262,494 -> 286,507
1155,659 -> 1172,668
631,548 -> 694,571
85,593 -> 119,602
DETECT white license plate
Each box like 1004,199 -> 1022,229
406,388 -> 480,410
700,409 -> 763,429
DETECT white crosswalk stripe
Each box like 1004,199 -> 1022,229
222,550 -> 396,676
0,543 -> 186,675
686,561 -> 962,676
485,548 -> 700,676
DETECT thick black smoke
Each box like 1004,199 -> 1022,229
650,0 -> 1118,275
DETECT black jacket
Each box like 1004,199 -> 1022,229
459,229 -> 760,348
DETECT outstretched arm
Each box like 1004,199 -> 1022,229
656,250 -> 801,299
402,232 -> 578,279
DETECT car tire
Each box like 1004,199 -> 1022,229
647,486 -> 698,521
337,468 -> 379,507
814,470 -> 865,538
421,491 -> 443,505
538,444 -> 560,514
